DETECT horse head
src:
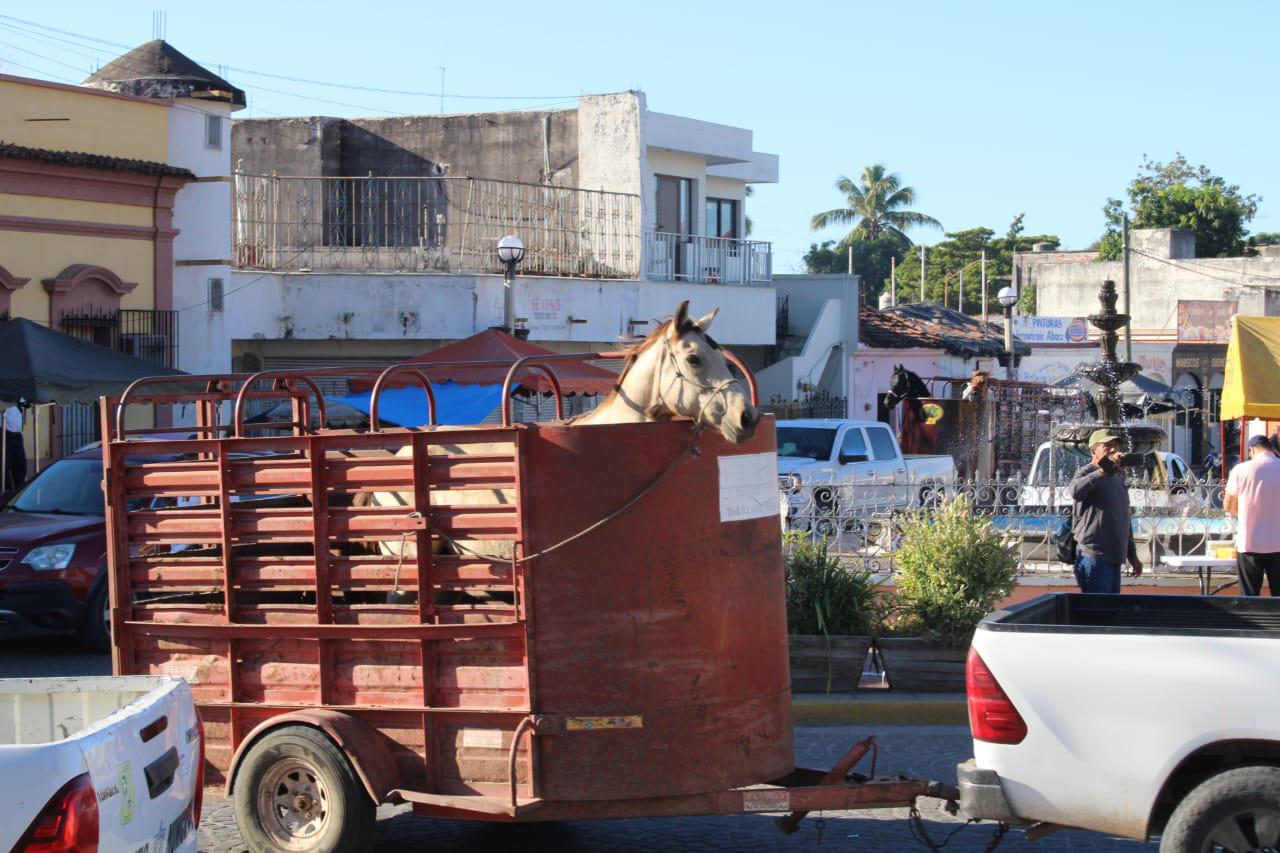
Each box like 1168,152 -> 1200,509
652,301 -> 759,443
962,369 -> 990,402
886,364 -> 928,408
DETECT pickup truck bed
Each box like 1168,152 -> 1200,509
960,593 -> 1280,848
0,675 -> 202,852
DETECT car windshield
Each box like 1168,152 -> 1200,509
6,458 -> 106,516
777,428 -> 837,461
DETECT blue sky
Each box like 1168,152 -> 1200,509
3,1 -> 1275,272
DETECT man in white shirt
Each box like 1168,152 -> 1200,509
3,401 -> 25,492
1225,434 -> 1280,595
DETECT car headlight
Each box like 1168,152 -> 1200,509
789,473 -> 802,493
20,544 -> 76,571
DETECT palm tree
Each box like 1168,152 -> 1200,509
810,165 -> 941,244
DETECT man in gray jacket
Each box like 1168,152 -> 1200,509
1070,429 -> 1143,593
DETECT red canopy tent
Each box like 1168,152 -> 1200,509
348,329 -> 619,395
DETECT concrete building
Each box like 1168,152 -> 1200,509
1027,227 -> 1280,463
0,72 -> 194,464
223,92 -> 779,386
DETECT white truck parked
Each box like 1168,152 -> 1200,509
959,593 -> 1280,852
777,419 -> 956,521
1019,440 -> 1194,511
0,675 -> 203,852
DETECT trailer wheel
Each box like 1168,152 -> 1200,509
233,725 -> 375,853
1159,765 -> 1280,853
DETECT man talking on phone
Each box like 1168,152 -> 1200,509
1069,429 -> 1143,593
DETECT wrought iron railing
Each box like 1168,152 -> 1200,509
781,472 -> 1233,578
767,391 -> 847,420
233,173 -> 641,278
642,229 -> 772,284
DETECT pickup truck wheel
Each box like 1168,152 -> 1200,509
76,580 -> 110,653
234,725 -> 375,853
1160,765 -> 1280,853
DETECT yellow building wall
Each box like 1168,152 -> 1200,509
0,78 -> 169,162
3,231 -> 155,322
0,193 -> 153,227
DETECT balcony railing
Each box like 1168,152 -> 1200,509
234,173 -> 641,278
642,230 -> 772,285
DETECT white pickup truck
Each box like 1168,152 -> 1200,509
959,593 -> 1280,852
0,675 -> 203,852
1019,441 -> 1194,511
777,419 -> 956,518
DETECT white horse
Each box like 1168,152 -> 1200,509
359,300 -> 759,567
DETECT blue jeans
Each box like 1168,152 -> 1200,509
1074,554 -> 1121,593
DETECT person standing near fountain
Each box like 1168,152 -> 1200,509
1069,429 -> 1144,593
1223,434 -> 1280,596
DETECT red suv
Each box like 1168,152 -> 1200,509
0,450 -> 115,651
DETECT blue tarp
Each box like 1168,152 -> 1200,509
335,381 -> 507,427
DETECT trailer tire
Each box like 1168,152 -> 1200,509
1159,764 -> 1280,853
77,576 -> 110,653
233,725 -> 376,853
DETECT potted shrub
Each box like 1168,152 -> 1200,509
784,532 -> 880,693
880,497 -> 1017,692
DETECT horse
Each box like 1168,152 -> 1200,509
961,369 -> 990,403
883,364 -> 934,459
356,300 -> 759,598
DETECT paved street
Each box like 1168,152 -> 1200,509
0,640 -> 1154,852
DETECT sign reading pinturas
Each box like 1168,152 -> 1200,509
1012,316 -> 1090,345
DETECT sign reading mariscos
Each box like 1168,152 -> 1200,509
1012,316 -> 1090,345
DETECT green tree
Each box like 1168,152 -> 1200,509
811,164 -> 942,245
803,235 -> 908,305
890,215 -> 1060,315
1098,154 -> 1261,260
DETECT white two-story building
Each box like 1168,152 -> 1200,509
220,91 -> 779,383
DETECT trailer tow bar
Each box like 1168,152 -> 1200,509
775,736 -> 878,834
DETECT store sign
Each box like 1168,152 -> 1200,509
1012,316 -> 1090,345
1177,300 -> 1237,343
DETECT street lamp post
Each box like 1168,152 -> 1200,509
997,286 -> 1018,381
497,234 -> 525,336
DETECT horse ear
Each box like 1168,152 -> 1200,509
694,307 -> 719,332
669,300 -> 691,341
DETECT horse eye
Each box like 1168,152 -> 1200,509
686,354 -> 702,366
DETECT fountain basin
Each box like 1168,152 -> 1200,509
1053,423 -> 1166,463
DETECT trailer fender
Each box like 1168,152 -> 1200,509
225,709 -> 400,805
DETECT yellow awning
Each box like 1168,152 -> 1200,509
1221,316 -> 1280,419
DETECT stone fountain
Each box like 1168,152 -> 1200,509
1053,279 -> 1166,462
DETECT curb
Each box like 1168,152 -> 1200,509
792,692 -> 968,726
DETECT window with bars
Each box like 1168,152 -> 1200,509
206,114 -> 222,149
209,277 -> 224,313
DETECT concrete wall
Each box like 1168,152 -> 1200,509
755,298 -> 843,401
233,107 -> 579,186
577,92 -> 644,197
773,274 -> 859,335
222,270 -> 777,351
848,348 -> 971,420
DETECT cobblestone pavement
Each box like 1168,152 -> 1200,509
200,725 -> 1157,852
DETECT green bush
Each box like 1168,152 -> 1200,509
784,531 -> 878,637
893,497 -> 1017,646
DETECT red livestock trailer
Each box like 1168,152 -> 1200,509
102,355 -> 960,852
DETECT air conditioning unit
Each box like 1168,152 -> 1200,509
120,334 -> 169,365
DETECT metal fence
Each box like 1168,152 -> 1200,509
642,229 -> 772,285
56,308 -> 178,454
234,173 -> 641,278
767,391 -> 848,420
781,472 -> 1233,579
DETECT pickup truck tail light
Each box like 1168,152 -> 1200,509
16,773 -> 99,853
967,647 -> 1027,744
194,709 -> 206,826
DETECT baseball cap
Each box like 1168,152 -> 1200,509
1088,429 -> 1121,448
1247,434 -> 1275,452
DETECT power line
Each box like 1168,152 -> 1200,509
0,14 -> 579,102
1129,247 -> 1280,290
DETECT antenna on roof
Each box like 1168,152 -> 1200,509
151,10 -> 167,40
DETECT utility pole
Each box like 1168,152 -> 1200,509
959,269 -> 964,314
981,250 -> 988,327
848,244 -> 853,276
920,245 -> 926,302
890,256 -> 897,307
1122,213 -> 1133,361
